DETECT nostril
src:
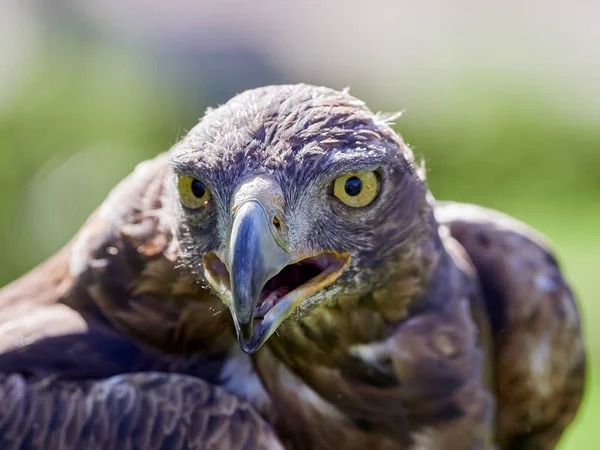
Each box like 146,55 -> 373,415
272,216 -> 282,230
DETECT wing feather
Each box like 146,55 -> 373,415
435,202 -> 585,449
0,372 -> 283,450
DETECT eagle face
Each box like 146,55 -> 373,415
168,84 -> 428,352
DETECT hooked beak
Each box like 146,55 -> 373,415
203,200 -> 349,353
228,201 -> 289,344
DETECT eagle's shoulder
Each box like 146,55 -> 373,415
435,201 -> 585,448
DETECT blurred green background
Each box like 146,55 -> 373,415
0,2 -> 598,448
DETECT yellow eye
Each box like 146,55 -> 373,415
333,171 -> 380,208
178,175 -> 211,210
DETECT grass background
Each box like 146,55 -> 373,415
0,34 -> 598,449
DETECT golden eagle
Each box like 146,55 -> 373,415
0,84 -> 584,449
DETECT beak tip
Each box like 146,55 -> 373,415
239,340 -> 261,354
232,316 -> 266,353
236,322 -> 263,354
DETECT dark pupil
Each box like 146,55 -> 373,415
191,179 -> 206,198
344,177 -> 362,196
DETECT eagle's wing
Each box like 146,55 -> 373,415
0,307 -> 282,450
0,371 -> 281,450
0,154 -> 281,450
435,202 -> 585,449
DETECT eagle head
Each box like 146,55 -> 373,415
168,84 -> 429,353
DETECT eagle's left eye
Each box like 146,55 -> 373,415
178,175 -> 211,210
333,170 -> 380,208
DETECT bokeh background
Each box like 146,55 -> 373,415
1,1 -> 598,447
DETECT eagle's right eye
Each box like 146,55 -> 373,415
178,175 -> 211,210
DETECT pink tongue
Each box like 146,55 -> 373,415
255,287 -> 290,318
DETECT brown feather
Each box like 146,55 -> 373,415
436,202 -> 585,449
0,372 -> 283,450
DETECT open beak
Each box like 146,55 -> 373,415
203,200 -> 349,353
